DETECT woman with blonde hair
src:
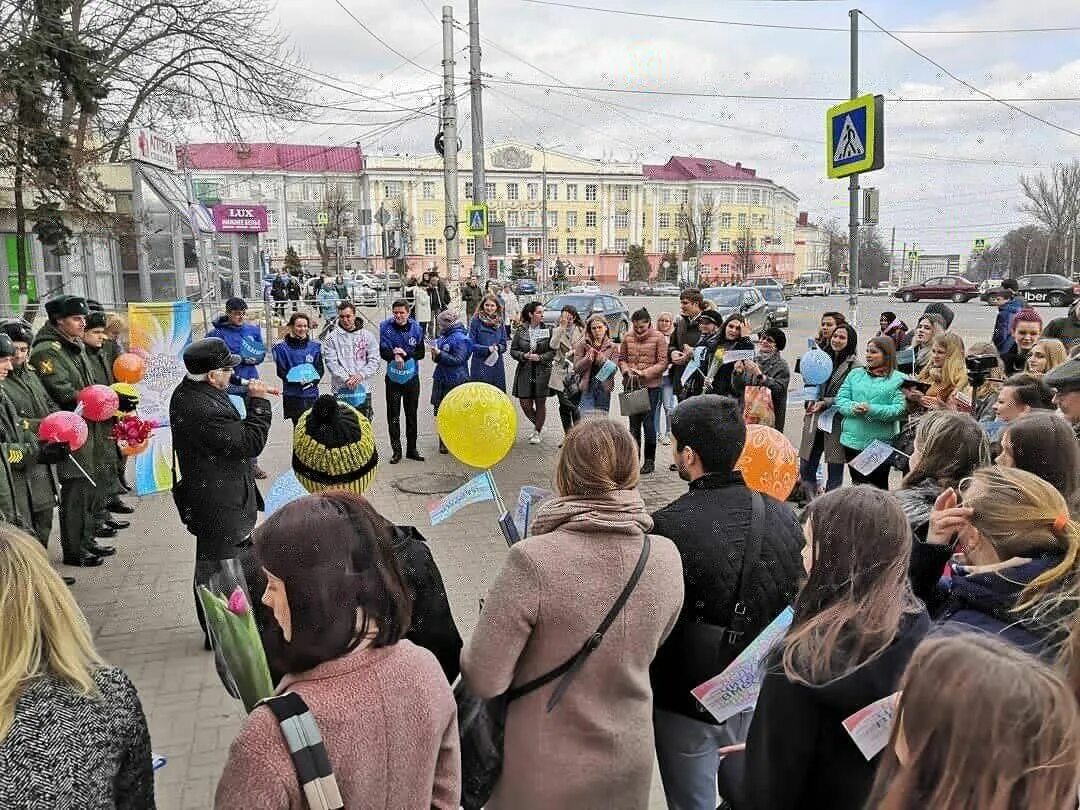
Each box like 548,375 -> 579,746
916,332 -> 968,410
866,633 -> 1080,810
460,418 -> 683,810
0,525 -> 154,807
734,486 -> 930,810
919,466 -> 1080,661
1027,337 -> 1068,378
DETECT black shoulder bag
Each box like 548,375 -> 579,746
455,534 -> 651,810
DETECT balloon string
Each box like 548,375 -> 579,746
68,455 -> 97,488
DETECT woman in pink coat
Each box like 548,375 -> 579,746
461,417 -> 684,810
215,492 -> 460,810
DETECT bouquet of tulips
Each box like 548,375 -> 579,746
196,559 -> 274,712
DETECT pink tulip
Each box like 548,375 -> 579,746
226,587 -> 249,616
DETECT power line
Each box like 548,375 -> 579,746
331,0 -> 440,76
858,11 -> 1080,139
510,0 -> 1080,34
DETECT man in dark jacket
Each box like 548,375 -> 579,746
989,287 -> 1024,357
649,394 -> 803,810
669,288 -> 704,400
170,337 -> 272,648
461,275 -> 483,320
427,270 -> 451,317
270,269 -> 289,318
31,295 -> 114,567
378,299 -> 426,464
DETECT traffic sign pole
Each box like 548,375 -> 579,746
848,8 -> 860,329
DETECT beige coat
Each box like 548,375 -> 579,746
461,490 -> 684,810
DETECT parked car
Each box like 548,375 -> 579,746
701,286 -> 769,333
782,282 -> 796,298
618,280 -> 650,296
795,270 -> 833,296
542,293 -> 630,342
513,278 -> 538,297
569,281 -> 602,293
344,278 -> 379,307
372,271 -> 403,291
760,286 -> 789,328
893,275 -> 980,303
1011,274 -> 1080,307
647,282 -> 681,297
745,276 -> 784,292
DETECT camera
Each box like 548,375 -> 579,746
966,354 -> 999,388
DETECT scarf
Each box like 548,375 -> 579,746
477,309 -> 502,329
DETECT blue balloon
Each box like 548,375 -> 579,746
800,347 -> 834,386
337,385 -> 368,408
386,357 -> 417,385
286,363 -> 320,385
264,470 -> 308,516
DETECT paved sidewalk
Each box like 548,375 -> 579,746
64,357 -> 690,809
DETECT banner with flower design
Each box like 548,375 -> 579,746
128,301 -> 192,495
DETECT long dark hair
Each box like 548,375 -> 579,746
903,411 -> 990,491
867,335 -> 898,375
253,492 -> 412,675
560,305 -> 584,329
828,322 -> 858,365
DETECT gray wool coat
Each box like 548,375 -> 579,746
799,355 -> 858,464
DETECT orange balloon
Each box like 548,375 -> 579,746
113,352 -> 146,384
120,439 -> 150,457
735,424 -> 799,501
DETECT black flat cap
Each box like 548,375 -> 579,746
182,338 -> 241,375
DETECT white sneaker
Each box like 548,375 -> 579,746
529,431 -> 542,445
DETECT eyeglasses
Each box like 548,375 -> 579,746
758,335 -> 776,345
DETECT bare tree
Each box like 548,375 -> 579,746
733,229 -> 754,280
307,185 -> 355,274
679,197 -> 716,263
1020,160 -> 1080,239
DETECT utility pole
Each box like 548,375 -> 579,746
180,149 -> 212,333
888,225 -> 895,289
899,241 -> 906,288
441,5 -> 460,281
1069,226 -> 1076,279
468,0 -> 487,280
847,8 -> 860,327
540,147 -> 547,295
356,141 -> 370,275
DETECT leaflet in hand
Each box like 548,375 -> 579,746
484,350 -> 500,367
690,606 -> 794,725
594,359 -> 618,383
849,440 -> 897,475
842,692 -> 900,761
816,406 -> 838,434
721,349 -> 756,365
680,350 -> 703,386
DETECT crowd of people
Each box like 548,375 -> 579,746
4,276 -> 1080,810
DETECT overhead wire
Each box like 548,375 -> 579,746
331,0 -> 440,76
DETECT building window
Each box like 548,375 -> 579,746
721,263 -> 731,274
547,239 -> 558,254
566,238 -> 578,253
526,210 -> 539,228
566,183 -> 578,200
422,181 -> 436,200
566,211 -> 578,228
527,237 -> 541,254
720,212 -> 732,228
466,238 -> 476,253
384,181 -> 403,198
752,213 -> 765,227
527,183 -> 539,201
465,181 -> 473,198
507,237 -> 522,254
585,184 -> 598,201
614,212 -> 629,229
719,239 -> 730,253
702,239 -> 711,252
658,212 -> 670,229
546,183 -> 557,200
751,189 -> 762,205
547,211 -> 558,228
615,185 -> 630,202
659,238 -> 670,252
584,238 -> 597,254
486,182 -> 496,199
614,238 -> 629,252
507,183 -> 519,200
585,211 -> 597,227
507,210 -> 519,227
738,213 -> 747,228
676,212 -> 688,228
680,189 -> 689,204
424,238 -> 438,255
642,211 -> 647,227
736,187 -> 750,204
423,210 -> 437,227
701,192 -> 714,205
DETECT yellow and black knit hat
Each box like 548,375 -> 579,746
292,394 -> 378,495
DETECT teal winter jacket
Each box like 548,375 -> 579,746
835,368 -> 907,451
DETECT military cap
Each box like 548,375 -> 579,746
44,295 -> 89,320
86,311 -> 108,330
0,334 -> 14,358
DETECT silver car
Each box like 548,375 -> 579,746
760,286 -> 789,328
701,286 -> 770,333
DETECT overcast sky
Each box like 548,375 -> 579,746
211,0 -> 1080,261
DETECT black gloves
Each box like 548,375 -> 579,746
37,440 -> 71,465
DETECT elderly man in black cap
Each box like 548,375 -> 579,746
30,295 -> 113,567
1045,358 -> 1080,443
170,337 -> 272,648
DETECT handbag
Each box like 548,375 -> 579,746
456,534 -> 652,810
742,385 -> 775,427
261,692 -> 344,810
671,493 -> 765,721
618,376 -> 652,417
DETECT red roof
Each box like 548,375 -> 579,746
179,143 -> 364,173
643,156 -> 760,182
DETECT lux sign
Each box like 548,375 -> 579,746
211,203 -> 269,233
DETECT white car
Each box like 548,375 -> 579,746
569,282 -> 602,293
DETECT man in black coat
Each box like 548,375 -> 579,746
170,337 -> 272,647
649,394 -> 803,810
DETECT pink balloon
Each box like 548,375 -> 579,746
38,411 -> 89,451
77,385 -> 120,422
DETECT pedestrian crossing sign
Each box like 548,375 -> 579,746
465,203 -> 488,238
826,94 -> 885,179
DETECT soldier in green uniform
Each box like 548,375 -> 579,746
30,295 -> 115,567
0,322 -> 67,550
84,311 -> 132,533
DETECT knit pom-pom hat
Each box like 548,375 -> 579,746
292,394 -> 378,495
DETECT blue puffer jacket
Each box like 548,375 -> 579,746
207,316 -> 266,386
433,323 -> 471,388
272,336 -> 324,401
378,317 -> 425,365
992,297 -> 1023,356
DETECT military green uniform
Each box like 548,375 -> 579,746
2,362 -> 60,546
0,390 -> 41,532
31,320 -> 97,561
85,342 -> 122,521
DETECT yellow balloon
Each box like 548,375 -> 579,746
436,382 -> 518,468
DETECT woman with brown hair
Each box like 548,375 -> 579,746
510,301 -> 555,445
865,634 -> 1080,810
550,305 -> 586,435
460,418 -> 684,810
573,314 -> 619,415
918,467 -> 1080,661
735,486 -> 930,810
998,413 -> 1080,515
216,492 -> 460,809
895,411 -> 990,541
1027,337 -> 1068,378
